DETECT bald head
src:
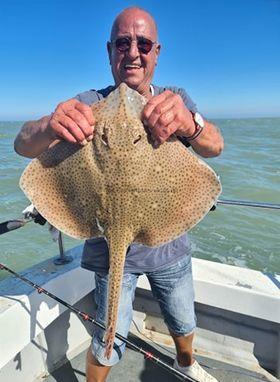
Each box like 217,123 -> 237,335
110,7 -> 158,42
108,7 -> 161,97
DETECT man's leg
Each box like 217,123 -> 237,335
86,348 -> 111,382
147,254 -> 196,350
147,255 -> 218,381
86,272 -> 139,382
147,255 -> 196,366
170,331 -> 194,366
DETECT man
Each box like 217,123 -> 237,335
15,7 -> 223,382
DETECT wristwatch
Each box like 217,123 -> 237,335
185,112 -> 205,141
194,112 -> 205,129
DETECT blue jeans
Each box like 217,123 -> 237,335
91,254 -> 196,366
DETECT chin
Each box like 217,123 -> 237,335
120,78 -> 141,89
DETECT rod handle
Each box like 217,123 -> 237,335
0,220 -> 27,235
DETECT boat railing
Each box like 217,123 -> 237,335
0,197 -> 279,266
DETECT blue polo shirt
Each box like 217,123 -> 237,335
75,85 -> 197,273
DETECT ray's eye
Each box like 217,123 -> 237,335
133,135 -> 141,145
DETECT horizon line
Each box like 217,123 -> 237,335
1,115 -> 280,123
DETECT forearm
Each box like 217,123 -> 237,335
189,120 -> 224,158
14,115 -> 55,158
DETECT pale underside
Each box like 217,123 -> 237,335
20,83 -> 222,358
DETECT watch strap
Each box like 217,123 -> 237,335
184,123 -> 203,141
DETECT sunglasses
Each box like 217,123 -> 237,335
111,36 -> 157,54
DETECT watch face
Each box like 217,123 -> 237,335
194,112 -> 205,128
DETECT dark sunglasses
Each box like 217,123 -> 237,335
111,36 -> 157,54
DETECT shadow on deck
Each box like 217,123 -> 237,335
44,335 -> 273,382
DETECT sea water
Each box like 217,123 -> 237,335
0,118 -> 279,281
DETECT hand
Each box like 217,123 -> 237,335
47,99 -> 95,145
142,90 -> 196,145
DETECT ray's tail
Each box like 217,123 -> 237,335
104,230 -> 131,359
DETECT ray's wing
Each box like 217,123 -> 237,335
133,139 -> 222,246
20,127 -> 106,240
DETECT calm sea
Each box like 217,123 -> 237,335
0,119 -> 279,281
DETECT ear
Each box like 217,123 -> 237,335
155,43 -> 161,65
107,41 -> 112,65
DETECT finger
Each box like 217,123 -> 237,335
143,92 -> 175,127
152,120 -> 179,143
142,90 -> 172,121
156,108 -> 175,127
66,109 -> 93,138
147,103 -> 173,128
54,114 -> 87,143
50,119 -> 78,144
54,99 -> 95,141
154,96 -> 175,117
75,102 -> 95,126
55,99 -> 80,113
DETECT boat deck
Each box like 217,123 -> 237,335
42,334 -> 274,382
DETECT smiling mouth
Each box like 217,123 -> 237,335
124,64 -> 141,70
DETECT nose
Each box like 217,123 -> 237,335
127,40 -> 140,59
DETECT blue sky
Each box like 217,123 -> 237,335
1,0 -> 279,119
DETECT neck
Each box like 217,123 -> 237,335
136,83 -> 153,100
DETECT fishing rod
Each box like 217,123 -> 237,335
1,199 -> 278,378
0,218 -> 33,235
0,263 -> 198,382
217,198 -> 280,210
1,198 -> 279,236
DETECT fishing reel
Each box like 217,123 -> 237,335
0,203 -> 62,242
0,204 -> 72,264
22,204 -> 47,225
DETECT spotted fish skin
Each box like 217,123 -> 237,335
20,83 -> 222,358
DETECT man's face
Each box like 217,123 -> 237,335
108,10 -> 160,96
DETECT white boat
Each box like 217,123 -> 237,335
0,232 -> 279,381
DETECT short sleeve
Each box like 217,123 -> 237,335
74,86 -> 115,106
73,90 -> 101,106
